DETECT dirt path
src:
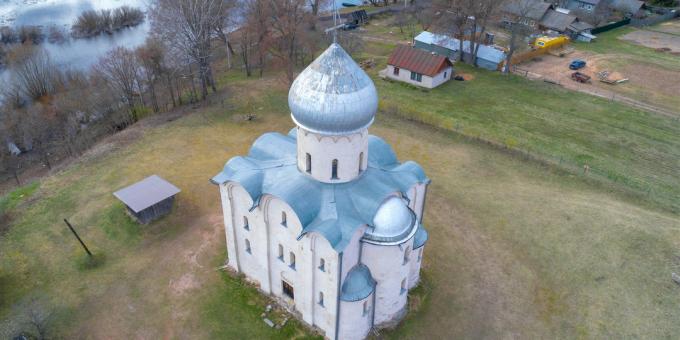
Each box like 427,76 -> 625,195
517,51 -> 680,118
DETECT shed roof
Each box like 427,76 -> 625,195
574,0 -> 600,5
540,9 -> 577,31
387,45 -> 452,77
501,0 -> 552,21
113,175 -> 181,213
414,31 -> 507,64
568,20 -> 594,32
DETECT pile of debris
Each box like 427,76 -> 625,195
359,59 -> 375,70
596,70 -> 628,85
261,304 -> 290,330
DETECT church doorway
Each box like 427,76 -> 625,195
282,280 -> 295,300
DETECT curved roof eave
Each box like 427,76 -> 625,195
340,263 -> 377,302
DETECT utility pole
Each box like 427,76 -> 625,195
63,218 -> 92,257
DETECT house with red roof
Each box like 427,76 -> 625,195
385,45 -> 454,89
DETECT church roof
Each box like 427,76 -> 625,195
340,263 -> 376,302
288,43 -> 378,135
211,128 -> 430,252
413,223 -> 428,249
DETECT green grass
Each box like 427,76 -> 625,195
575,26 -> 680,70
0,181 -> 40,217
2,55 -> 680,339
363,60 -> 680,212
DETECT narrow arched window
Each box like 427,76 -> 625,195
319,258 -> 325,272
278,244 -> 284,261
305,153 -> 312,173
245,239 -> 251,254
403,246 -> 411,265
362,301 -> 369,316
243,216 -> 249,230
400,278 -> 407,294
281,211 -> 287,226
359,152 -> 364,173
289,252 -> 296,269
331,159 -> 338,179
319,292 -> 324,307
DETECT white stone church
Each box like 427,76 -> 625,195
211,42 -> 430,340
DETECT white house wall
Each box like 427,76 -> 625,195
385,65 -> 451,89
431,66 -> 453,88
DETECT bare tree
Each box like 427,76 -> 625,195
433,0 -> 470,62
269,0 -> 310,84
151,0 -> 230,99
136,40 -> 166,112
468,0 -> 501,67
93,47 -> 142,121
413,0 -> 435,31
502,0 -> 534,73
7,46 -> 62,101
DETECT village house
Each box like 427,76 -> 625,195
566,0 -> 600,12
212,42 -> 430,340
414,31 -> 507,71
501,0 -> 553,28
539,8 -> 594,38
385,45 -> 453,89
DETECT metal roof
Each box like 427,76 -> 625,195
387,45 -> 452,77
288,43 -> 378,136
540,9 -> 577,31
113,175 -> 180,213
340,263 -> 376,301
610,0 -> 644,13
363,196 -> 417,244
415,31 -> 506,64
568,20 -> 594,32
501,0 -> 552,21
413,223 -> 428,249
211,129 -> 430,251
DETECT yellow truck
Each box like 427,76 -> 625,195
533,36 -> 570,49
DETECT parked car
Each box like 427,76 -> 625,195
571,71 -> 591,83
569,59 -> 586,70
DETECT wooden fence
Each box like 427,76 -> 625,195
505,39 -> 570,67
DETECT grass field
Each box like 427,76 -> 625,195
1,68 -> 680,338
353,25 -> 680,213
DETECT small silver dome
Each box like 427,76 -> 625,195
288,43 -> 378,135
364,196 -> 415,243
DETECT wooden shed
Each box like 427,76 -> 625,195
113,175 -> 180,224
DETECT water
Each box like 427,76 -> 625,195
1,0 -> 149,85
0,0 -> 364,86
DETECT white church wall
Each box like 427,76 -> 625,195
296,128 -> 368,184
220,184 -> 239,271
341,226 -> 367,277
228,184 -> 270,292
409,246 -> 425,289
309,233 -> 340,339
361,239 -> 414,326
338,294 -> 374,340
406,183 -> 428,224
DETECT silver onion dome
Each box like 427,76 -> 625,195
364,196 -> 416,244
288,43 -> 378,135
